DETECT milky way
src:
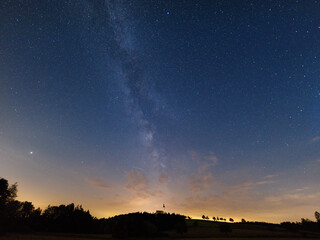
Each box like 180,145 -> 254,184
105,0 -> 170,171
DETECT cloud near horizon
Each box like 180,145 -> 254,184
125,170 -> 151,198
175,178 -> 317,222
85,178 -> 111,190
124,169 -> 165,200
189,173 -> 214,193
188,151 -> 218,193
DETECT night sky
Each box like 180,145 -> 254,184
1,0 -> 320,223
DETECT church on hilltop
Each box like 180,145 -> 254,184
156,204 -> 166,214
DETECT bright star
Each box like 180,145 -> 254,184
30,151 -> 33,155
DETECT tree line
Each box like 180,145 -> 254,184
200,210 -> 320,233
281,214 -> 320,233
202,215 -> 235,222
0,177 -> 187,237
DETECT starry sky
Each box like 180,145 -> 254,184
1,0 -> 320,223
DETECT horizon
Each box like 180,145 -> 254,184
12,182 -> 319,224
6,179 -> 318,224
1,0 -> 320,224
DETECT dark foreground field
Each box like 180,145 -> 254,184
0,234 -> 319,240
183,219 -> 320,238
1,219 -> 320,240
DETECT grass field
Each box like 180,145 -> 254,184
1,219 -> 319,240
0,233 -> 112,240
0,233 -> 319,240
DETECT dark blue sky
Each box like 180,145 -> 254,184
1,0 -> 320,222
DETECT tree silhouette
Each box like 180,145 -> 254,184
0,178 -> 17,203
229,218 -> 234,223
212,217 -> 216,221
42,203 -> 94,233
0,178 -> 18,233
315,211 -> 320,222
19,201 -> 35,219
202,215 -> 205,219
241,218 -> 246,223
